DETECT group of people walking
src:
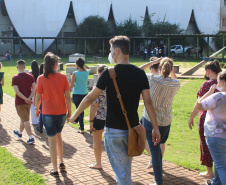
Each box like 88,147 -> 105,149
2,35 -> 225,185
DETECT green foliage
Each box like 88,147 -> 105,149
220,62 -> 225,68
142,16 -> 183,37
116,17 -> 142,36
77,16 -> 111,37
224,63 -> 226,69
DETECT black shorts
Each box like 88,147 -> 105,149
161,125 -> 171,144
93,118 -> 105,130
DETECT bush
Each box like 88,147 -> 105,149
220,62 -> 225,68
224,63 -> 226,69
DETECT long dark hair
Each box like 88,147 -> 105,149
44,52 -> 60,78
40,63 -> 44,75
76,57 -> 86,71
31,60 -> 39,82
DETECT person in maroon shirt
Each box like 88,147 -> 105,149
12,60 -> 36,144
189,60 -> 222,179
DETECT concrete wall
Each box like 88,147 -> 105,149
0,0 -> 222,54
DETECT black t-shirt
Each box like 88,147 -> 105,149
96,64 -> 149,130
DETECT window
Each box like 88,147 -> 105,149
222,17 -> 226,27
64,32 -> 76,44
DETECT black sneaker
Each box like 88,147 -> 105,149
59,163 -> 66,172
13,130 -> 22,138
27,138 -> 35,144
36,126 -> 43,133
50,170 -> 59,177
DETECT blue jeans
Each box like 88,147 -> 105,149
104,127 -> 133,185
206,137 -> 226,185
73,94 -> 87,131
142,117 -> 171,185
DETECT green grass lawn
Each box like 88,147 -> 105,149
0,56 -> 207,184
0,147 -> 46,185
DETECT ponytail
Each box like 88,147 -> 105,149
159,57 -> 173,78
44,52 -> 60,78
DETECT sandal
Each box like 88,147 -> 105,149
59,163 -> 66,172
50,170 -> 59,177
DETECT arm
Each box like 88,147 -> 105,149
1,76 -> 4,86
170,69 -> 177,79
89,102 -> 98,131
84,64 -> 90,69
28,82 -> 36,100
142,89 -> 161,146
35,93 -> 42,117
139,58 -> 161,71
13,85 -> 32,104
188,98 -> 200,130
69,87 -> 103,123
70,73 -> 75,89
64,90 -> 72,122
196,84 -> 217,110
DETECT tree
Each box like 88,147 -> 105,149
142,15 -> 183,37
77,16 -> 111,37
116,17 -> 142,36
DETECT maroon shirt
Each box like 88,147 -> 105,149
12,72 -> 35,106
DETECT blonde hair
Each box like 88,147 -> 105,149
159,57 -> 173,78
0,62 -> 2,70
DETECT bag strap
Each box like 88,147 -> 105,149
108,67 -> 132,129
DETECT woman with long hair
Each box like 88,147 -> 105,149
196,71 -> 226,185
141,57 -> 180,185
35,52 -> 71,176
189,60 -> 222,179
70,58 -> 90,134
30,60 -> 39,125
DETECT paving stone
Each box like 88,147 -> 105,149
0,93 -> 207,184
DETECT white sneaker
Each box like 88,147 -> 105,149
146,161 -> 152,169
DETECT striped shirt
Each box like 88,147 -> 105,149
143,74 -> 180,126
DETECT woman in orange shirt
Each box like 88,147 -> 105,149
35,52 -> 71,177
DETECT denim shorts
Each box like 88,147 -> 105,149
42,114 -> 66,137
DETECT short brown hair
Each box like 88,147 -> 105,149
149,57 -> 159,70
109,35 -> 130,55
17,60 -> 25,66
98,64 -> 108,73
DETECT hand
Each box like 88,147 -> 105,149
66,112 -> 71,123
189,118 -> 194,130
90,122 -> 95,132
35,109 -> 39,118
209,84 -> 217,94
152,128 -> 161,146
25,98 -> 33,104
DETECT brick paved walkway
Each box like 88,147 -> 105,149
0,93 -> 207,185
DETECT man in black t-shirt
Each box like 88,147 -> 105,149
70,36 -> 160,184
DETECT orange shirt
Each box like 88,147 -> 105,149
36,73 -> 70,115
